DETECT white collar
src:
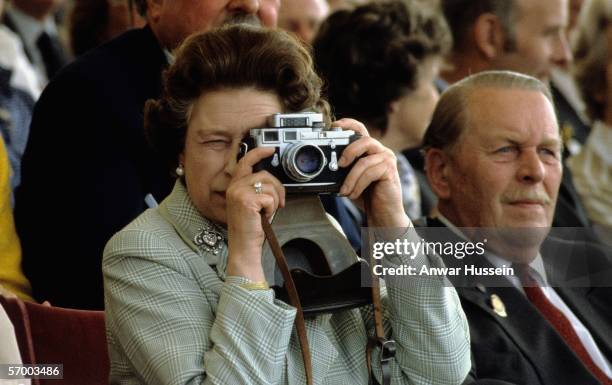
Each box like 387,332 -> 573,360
5,5 -> 58,49
0,25 -> 20,70
433,212 -> 549,287
164,49 -> 175,65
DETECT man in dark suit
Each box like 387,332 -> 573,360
439,0 -> 597,234
14,0 -> 280,309
418,70 -> 612,384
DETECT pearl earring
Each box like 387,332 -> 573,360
176,164 -> 185,176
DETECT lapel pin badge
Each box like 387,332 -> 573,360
489,294 -> 507,318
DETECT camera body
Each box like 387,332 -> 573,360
242,112 -> 360,194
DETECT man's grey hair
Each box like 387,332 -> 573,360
422,70 -> 553,153
442,0 -> 518,52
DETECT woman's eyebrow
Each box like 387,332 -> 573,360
195,129 -> 233,138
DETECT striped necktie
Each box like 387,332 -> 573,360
514,264 -> 611,384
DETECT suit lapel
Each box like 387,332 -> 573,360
556,285 -> 612,361
542,238 -> 612,361
158,181 -> 229,285
422,217 -> 603,384
458,284 -> 602,384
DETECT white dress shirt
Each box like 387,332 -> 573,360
5,5 -> 60,86
0,25 -> 41,99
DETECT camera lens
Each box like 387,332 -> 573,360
295,146 -> 321,174
283,144 -> 326,182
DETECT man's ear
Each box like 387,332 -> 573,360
473,13 -> 506,60
146,0 -> 163,23
424,148 -> 452,200
388,99 -> 399,114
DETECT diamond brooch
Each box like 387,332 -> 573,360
194,225 -> 224,255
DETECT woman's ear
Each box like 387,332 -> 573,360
424,148 -> 452,200
473,13 -> 505,60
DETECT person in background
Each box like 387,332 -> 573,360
0,0 -> 38,198
0,0 -> 33,302
0,0 -> 39,99
441,0 -> 571,84
314,0 -> 451,219
103,24 -> 470,385
69,0 -> 146,56
15,0 -> 280,310
568,0 -> 612,246
1,0 -> 71,85
440,0 -> 586,147
423,70 -> 612,385
440,0 -> 600,238
278,0 -> 328,45
0,135 -> 32,301
550,0 -> 590,158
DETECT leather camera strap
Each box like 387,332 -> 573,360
366,234 -> 396,385
261,215 -> 313,385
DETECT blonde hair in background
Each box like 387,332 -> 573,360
572,0 -> 612,121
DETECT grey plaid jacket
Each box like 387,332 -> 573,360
103,181 -> 470,385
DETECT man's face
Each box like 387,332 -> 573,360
278,0 -> 329,44
443,87 -> 563,231
493,0 -> 572,80
150,0 -> 280,50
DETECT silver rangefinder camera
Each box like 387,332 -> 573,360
241,112 -> 360,194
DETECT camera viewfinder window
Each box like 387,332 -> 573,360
281,117 -> 308,127
264,131 -> 280,142
284,131 -> 297,141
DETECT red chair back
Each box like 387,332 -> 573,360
0,295 -> 109,385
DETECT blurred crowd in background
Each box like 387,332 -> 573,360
0,0 -> 611,383
3,0 -> 610,302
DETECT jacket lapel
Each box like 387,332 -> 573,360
556,286 -> 612,361
542,238 -> 612,361
422,217 -> 603,384
158,180 -> 229,285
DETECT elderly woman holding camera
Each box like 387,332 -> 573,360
103,25 -> 470,385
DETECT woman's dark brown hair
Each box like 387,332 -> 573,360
145,24 -> 330,175
313,0 -> 451,134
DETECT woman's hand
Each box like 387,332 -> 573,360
334,118 -> 411,228
225,147 -> 286,282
